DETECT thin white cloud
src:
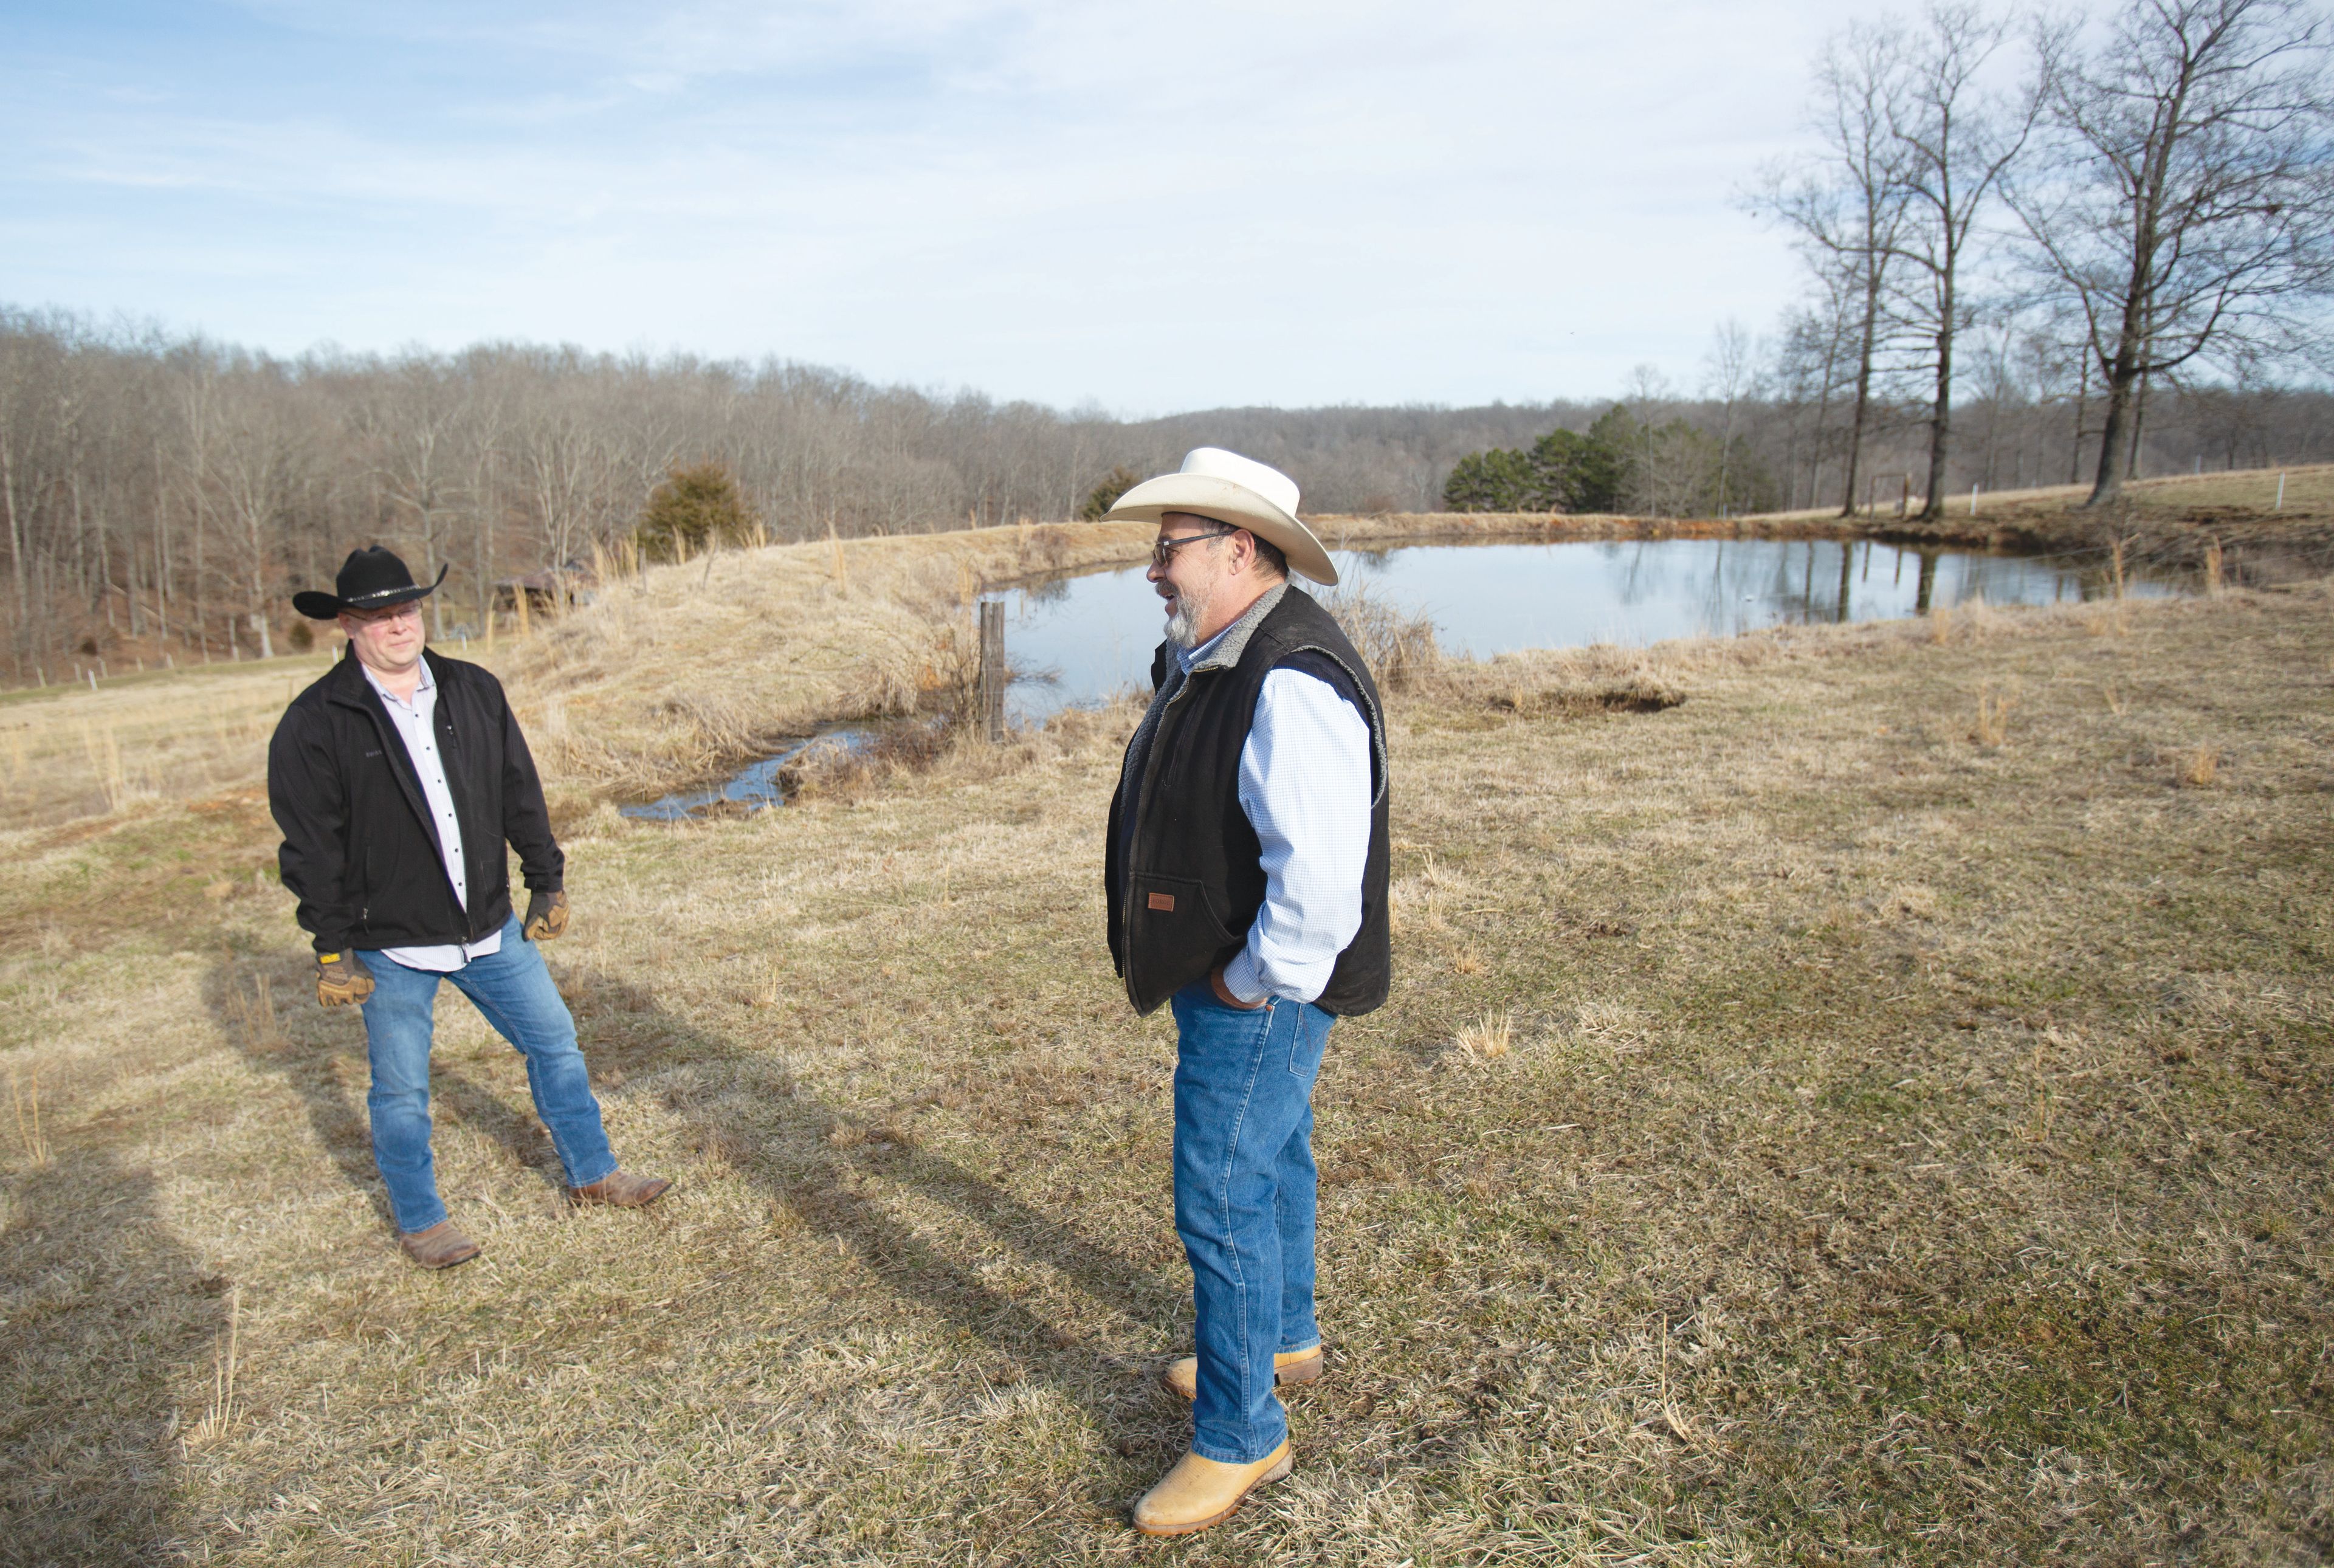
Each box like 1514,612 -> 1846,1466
2,0 -> 1888,409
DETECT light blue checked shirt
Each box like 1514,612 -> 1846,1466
1175,624 -> 1374,1006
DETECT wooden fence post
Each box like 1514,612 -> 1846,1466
979,600 -> 1005,743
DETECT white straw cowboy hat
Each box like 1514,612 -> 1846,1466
1105,447 -> 1339,586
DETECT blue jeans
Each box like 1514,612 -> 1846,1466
354,915 -> 617,1233
1170,979 -> 1335,1463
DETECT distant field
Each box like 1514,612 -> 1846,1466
2,562 -> 2329,1562
1753,458 -> 2334,524
0,655 -> 342,829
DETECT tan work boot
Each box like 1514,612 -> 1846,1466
1133,1441 -> 1293,1536
1160,1345 -> 1324,1402
398,1220 -> 481,1269
568,1170 -> 672,1208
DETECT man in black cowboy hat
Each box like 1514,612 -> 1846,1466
269,546 -> 669,1268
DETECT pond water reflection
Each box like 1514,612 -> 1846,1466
997,535 -> 2185,725
625,534 -> 2186,818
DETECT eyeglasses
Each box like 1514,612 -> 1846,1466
1149,527 -> 1239,569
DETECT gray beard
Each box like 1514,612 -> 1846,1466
1164,583 -> 1211,649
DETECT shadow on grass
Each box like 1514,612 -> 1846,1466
200,949 -> 582,1233
560,966 -> 1193,1494
193,942 -> 1188,1521
0,1148 -> 225,1565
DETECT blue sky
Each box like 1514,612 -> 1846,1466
2,1 -> 1882,411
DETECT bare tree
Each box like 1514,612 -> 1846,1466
356,357 -> 468,638
1703,319 -> 1755,513
1887,3 -> 2040,518
213,360 -> 308,659
2012,0 -> 2334,507
1757,21 -> 1918,517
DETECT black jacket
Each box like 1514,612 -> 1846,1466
268,650 -> 563,956
1105,584 -> 1392,1017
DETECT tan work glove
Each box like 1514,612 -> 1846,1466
317,951 -> 376,1007
523,889 -> 570,943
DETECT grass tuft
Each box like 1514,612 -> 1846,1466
1973,685 -> 2017,747
1454,1009 -> 1513,1059
184,1287 -> 241,1448
8,1068 -> 48,1169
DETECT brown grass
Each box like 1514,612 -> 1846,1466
3,574 -> 2330,1563
7,463 -> 2324,837
492,520 -> 1144,807
0,653 -> 341,828
1972,686 -> 2016,747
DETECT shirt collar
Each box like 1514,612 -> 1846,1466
359,655 -> 433,706
1175,623 -> 1232,673
1174,582 -> 1289,676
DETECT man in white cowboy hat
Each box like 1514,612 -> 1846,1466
269,546 -> 670,1269
1102,449 -> 1392,1535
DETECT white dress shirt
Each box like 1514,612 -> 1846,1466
361,659 -> 503,972
1175,625 -> 1374,1006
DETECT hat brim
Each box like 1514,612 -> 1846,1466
293,563 -> 447,619
1105,475 -> 1339,586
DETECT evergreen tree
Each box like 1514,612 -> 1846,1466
635,462 -> 759,562
1441,410 -> 1628,512
1078,466 -> 1143,521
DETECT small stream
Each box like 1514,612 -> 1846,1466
625,534 -> 2188,818
620,727 -> 870,820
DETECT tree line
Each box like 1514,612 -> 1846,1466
5,0 -> 2332,683
4,307 -> 2327,685
1448,0 -> 2334,519
0,315 -> 1593,681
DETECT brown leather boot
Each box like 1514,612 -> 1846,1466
398,1220 -> 481,1269
1160,1346 -> 1324,1402
1133,1442 -> 1293,1536
568,1170 -> 672,1208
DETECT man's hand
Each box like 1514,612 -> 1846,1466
317,952 -> 375,1008
1209,964 -> 1267,1010
523,889 -> 570,943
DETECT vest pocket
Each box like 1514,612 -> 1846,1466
1131,872 -> 1238,999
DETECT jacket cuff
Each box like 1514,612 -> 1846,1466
1220,947 -> 1270,1006
523,875 -> 564,893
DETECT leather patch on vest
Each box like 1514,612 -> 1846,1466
1148,892 -> 1176,912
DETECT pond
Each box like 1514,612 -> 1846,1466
994,535 -> 2186,726
624,534 -> 2186,817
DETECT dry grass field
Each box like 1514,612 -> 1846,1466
0,655 -> 342,828
2,535 -> 2330,1564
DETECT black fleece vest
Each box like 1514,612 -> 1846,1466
1104,584 -> 1392,1017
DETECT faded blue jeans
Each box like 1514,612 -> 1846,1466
354,915 -> 617,1234
1170,978 -> 1335,1464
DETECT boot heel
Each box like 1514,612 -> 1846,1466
1278,1352 -> 1324,1386
1261,1451 -> 1293,1484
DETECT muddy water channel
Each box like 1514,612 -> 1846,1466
624,535 -> 2185,817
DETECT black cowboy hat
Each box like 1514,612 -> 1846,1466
292,546 -> 448,621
